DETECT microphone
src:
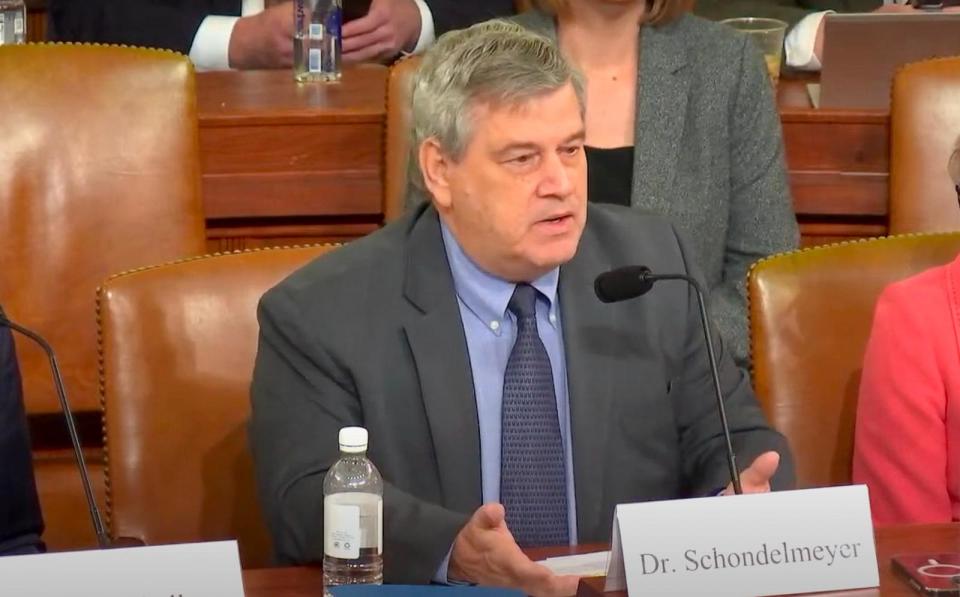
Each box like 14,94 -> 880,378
0,311 -> 111,547
594,266 -> 743,495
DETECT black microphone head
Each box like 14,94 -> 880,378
594,265 -> 655,303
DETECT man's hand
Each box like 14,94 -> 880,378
229,1 -> 294,70
342,0 -> 422,64
449,503 -> 580,597
722,451 -> 780,495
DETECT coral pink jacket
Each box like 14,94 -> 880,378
853,254 -> 960,525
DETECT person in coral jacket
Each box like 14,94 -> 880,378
853,141 -> 960,525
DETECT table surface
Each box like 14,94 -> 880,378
196,65 -> 388,126
242,523 -> 960,596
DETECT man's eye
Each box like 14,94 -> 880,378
562,146 -> 581,156
511,154 -> 534,164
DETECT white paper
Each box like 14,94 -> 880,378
539,551 -> 610,576
605,486 -> 878,596
807,83 -> 822,108
0,540 -> 244,597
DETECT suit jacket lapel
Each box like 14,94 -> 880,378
560,218 -> 617,541
402,206 -> 482,514
632,23 -> 690,212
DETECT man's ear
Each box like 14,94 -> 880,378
419,138 -> 454,210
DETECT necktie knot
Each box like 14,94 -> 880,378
508,283 -> 539,320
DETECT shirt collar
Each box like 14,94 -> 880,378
440,221 -> 560,331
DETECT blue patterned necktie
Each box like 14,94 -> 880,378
500,283 -> 569,547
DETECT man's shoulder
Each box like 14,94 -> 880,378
579,204 -> 691,275
584,203 -> 681,247
260,209 -> 415,313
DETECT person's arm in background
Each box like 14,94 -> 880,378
47,0 -> 224,56
693,0 -> 887,70
853,275 -> 954,525
48,0 -> 293,71
0,312 -> 45,557
424,0 -> 516,35
342,0 -> 515,64
715,34 -> 799,367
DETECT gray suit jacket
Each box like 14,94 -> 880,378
250,202 -> 794,583
514,10 -> 800,365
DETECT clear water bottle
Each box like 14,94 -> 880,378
0,0 -> 25,46
323,427 -> 383,593
293,0 -> 342,82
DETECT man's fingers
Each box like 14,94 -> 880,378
474,502 -> 507,530
547,573 -> 582,597
740,451 -> 780,489
342,26 -> 389,53
343,41 -> 395,64
515,562 -> 580,597
342,9 -> 387,37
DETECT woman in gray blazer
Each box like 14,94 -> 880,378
515,0 -> 799,366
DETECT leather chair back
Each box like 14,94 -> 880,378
749,233 -> 960,488
99,245 -> 337,568
0,43 -> 206,550
889,57 -> 960,234
0,44 -> 206,415
384,54 -> 422,223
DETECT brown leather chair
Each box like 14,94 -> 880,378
749,232 -> 960,489
889,57 -> 960,234
98,245 -> 337,568
0,43 -> 206,549
384,54 -> 422,223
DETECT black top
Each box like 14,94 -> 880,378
0,307 -> 45,557
585,145 -> 635,208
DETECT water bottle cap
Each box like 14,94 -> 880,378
339,427 -> 368,453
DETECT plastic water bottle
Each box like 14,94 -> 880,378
293,0 -> 342,82
0,0 -> 25,45
323,427 -> 383,592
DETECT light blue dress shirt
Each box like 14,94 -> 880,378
434,222 -> 578,582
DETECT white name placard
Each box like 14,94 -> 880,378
0,540 -> 244,597
605,485 -> 879,596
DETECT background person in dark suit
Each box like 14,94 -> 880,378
0,307 -> 44,556
250,21 -> 793,594
47,0 -> 515,70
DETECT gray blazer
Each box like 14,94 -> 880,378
250,201 -> 794,582
514,10 -> 800,365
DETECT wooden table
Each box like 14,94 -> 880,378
197,66 -> 388,251
196,68 -> 891,252
778,73 -> 889,246
241,523 -> 960,596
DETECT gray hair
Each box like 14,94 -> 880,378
409,20 -> 586,192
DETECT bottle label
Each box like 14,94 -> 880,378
309,23 -> 324,40
324,493 -> 383,558
324,502 -> 361,559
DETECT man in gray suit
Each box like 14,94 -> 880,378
250,20 -> 794,595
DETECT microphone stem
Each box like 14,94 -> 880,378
2,318 -> 111,547
647,274 -> 743,495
